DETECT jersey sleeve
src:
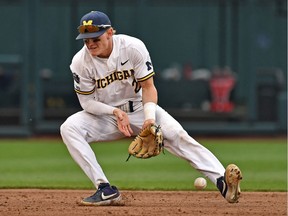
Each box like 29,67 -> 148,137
128,40 -> 155,82
69,49 -> 116,115
70,51 -> 96,95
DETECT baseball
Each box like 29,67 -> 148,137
194,177 -> 207,190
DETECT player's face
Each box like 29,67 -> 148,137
83,28 -> 113,58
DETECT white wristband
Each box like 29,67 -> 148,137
143,102 -> 156,121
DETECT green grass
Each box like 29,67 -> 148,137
0,137 -> 286,191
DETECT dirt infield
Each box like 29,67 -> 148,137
0,189 -> 286,216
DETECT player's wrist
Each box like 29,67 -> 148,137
143,102 -> 156,121
112,108 -> 120,116
113,108 -> 123,119
143,119 -> 155,129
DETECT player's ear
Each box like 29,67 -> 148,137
106,28 -> 113,39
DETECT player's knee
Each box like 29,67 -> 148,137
161,127 -> 185,144
60,121 -> 66,136
178,130 -> 190,141
60,121 -> 68,138
60,118 -> 76,138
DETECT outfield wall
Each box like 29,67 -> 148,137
0,0 -> 286,136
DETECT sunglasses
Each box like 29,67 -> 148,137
78,24 -> 111,34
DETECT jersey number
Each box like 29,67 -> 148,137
132,78 -> 141,93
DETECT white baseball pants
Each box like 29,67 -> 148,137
60,105 -> 225,188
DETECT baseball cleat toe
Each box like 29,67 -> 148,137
224,164 -> 243,203
217,164 -> 243,203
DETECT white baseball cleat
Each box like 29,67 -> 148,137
217,164 -> 243,203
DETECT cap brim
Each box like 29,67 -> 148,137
76,29 -> 106,40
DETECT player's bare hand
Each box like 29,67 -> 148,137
113,108 -> 133,137
142,119 -> 155,129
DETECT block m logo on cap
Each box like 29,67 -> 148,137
83,20 -> 93,26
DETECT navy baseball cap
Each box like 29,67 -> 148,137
76,11 -> 111,40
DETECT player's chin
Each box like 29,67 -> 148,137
88,49 -> 100,56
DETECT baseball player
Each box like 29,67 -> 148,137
60,11 -> 242,206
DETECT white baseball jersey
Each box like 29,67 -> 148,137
70,34 -> 154,108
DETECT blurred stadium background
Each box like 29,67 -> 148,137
0,0 -> 286,137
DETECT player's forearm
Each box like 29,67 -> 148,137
83,100 -> 115,115
78,94 -> 115,115
142,85 -> 158,105
141,85 -> 158,122
140,77 -> 158,105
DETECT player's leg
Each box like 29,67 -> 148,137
155,106 -> 242,203
60,110 -> 124,205
155,106 -> 225,181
